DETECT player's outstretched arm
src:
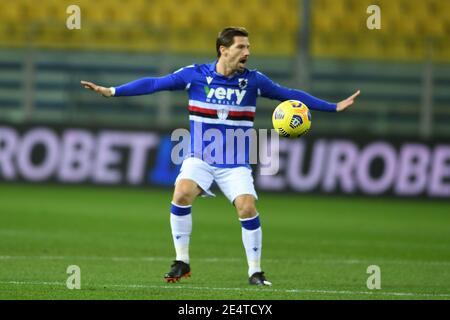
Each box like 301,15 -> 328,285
80,81 -> 113,97
336,90 -> 360,112
80,66 -> 194,98
256,71 -> 360,112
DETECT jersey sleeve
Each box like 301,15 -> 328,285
113,65 -> 195,97
255,71 -> 337,112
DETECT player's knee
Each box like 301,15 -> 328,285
173,180 -> 200,206
172,193 -> 192,206
172,189 -> 195,206
235,201 -> 257,219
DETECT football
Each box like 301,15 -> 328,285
272,100 -> 311,138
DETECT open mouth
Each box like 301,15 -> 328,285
239,58 -> 247,64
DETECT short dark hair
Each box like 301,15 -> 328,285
216,27 -> 249,58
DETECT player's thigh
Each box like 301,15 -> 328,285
172,179 -> 202,206
173,158 -> 215,205
215,166 -> 258,211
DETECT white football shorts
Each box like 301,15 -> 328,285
174,157 -> 258,203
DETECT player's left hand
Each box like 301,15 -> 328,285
336,90 -> 360,112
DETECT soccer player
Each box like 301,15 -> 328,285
81,27 -> 360,286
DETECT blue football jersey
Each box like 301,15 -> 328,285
114,60 -> 336,168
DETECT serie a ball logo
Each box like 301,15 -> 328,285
272,100 -> 311,138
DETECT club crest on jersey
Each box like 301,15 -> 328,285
217,108 -> 229,120
238,78 -> 248,89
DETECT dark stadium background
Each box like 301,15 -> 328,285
0,0 -> 449,300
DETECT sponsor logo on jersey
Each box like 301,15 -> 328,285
205,86 -> 246,105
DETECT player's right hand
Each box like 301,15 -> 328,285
80,80 -> 113,97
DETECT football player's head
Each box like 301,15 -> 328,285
216,27 -> 250,73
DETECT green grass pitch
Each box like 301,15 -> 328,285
0,183 -> 449,300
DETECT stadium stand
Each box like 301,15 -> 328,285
311,0 -> 450,62
0,0 -> 448,61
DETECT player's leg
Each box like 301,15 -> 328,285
234,194 -> 270,285
165,158 -> 215,283
165,179 -> 200,282
234,194 -> 261,275
215,166 -> 271,286
170,178 -> 202,265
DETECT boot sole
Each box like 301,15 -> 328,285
164,271 -> 192,283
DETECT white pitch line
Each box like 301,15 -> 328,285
106,284 -> 450,298
0,280 -> 449,298
0,255 -> 236,263
1,255 -> 450,267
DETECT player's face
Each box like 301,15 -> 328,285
223,36 -> 250,73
